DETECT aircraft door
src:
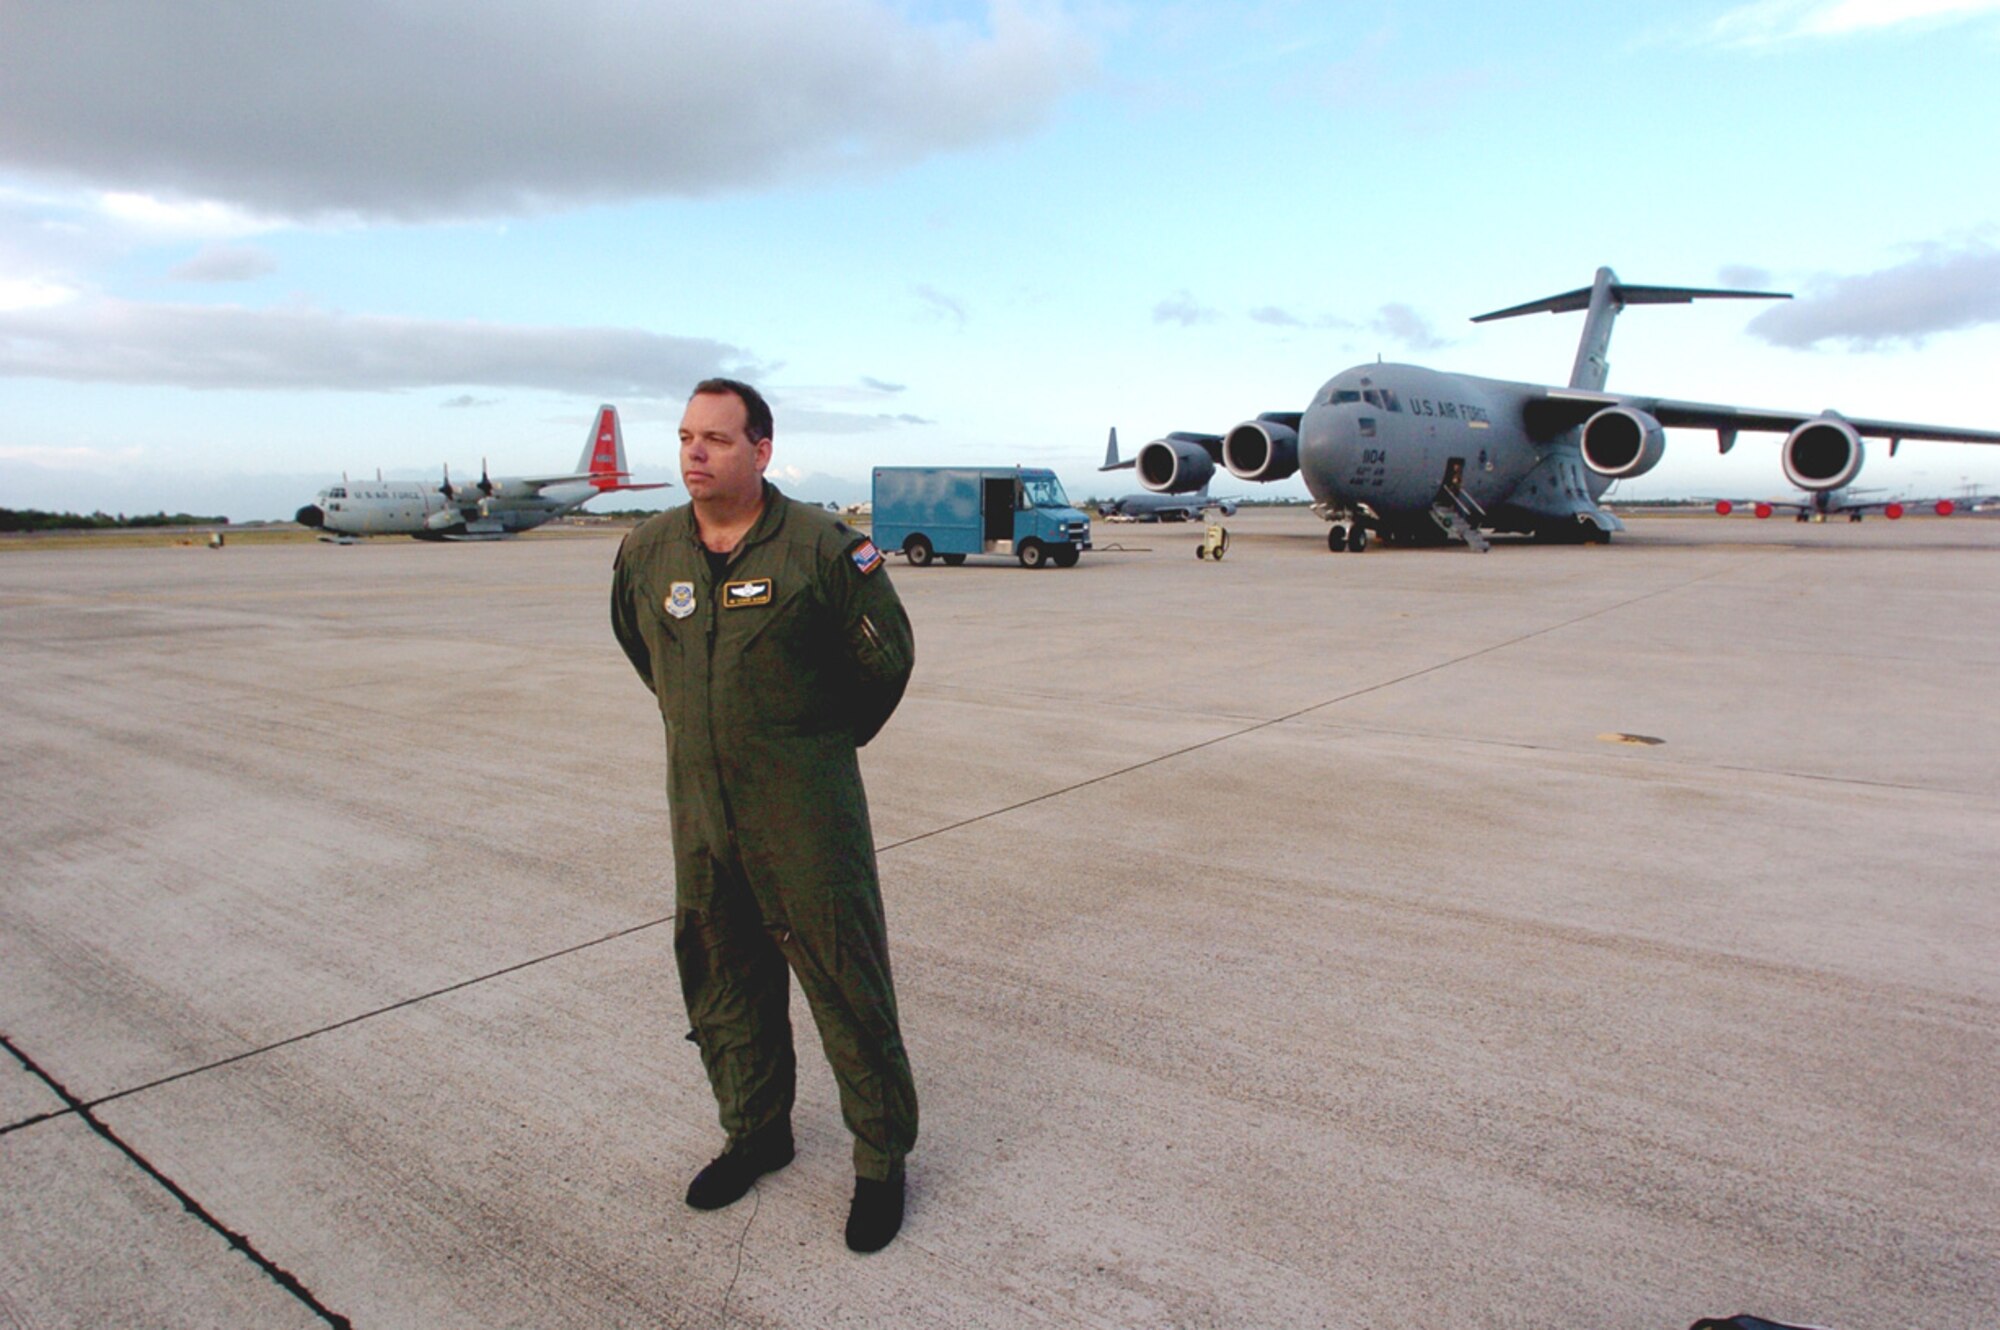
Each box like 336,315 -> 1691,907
1442,457 -> 1465,495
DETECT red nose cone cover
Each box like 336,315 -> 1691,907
1885,502 -> 1904,520
1715,500 -> 1733,516
1937,499 -> 1956,516
1754,503 -> 1773,519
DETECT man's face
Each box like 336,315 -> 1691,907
679,391 -> 770,506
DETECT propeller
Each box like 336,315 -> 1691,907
478,458 -> 495,497
439,464 -> 458,501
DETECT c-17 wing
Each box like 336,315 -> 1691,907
1527,387 -> 2000,451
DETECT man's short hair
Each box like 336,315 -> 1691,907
690,378 -> 773,444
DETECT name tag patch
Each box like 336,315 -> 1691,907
723,578 -> 773,608
665,582 -> 696,619
851,539 -> 883,575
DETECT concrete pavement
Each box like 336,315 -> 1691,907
2,511 -> 1995,1328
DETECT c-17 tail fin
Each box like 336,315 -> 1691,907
1471,266 -> 1789,392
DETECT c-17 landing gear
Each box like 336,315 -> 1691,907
1327,524 -> 1345,551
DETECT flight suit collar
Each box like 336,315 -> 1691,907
680,480 -> 790,568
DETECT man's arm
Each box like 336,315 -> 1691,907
610,537 -> 656,694
832,532 -> 913,746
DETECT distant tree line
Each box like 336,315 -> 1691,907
0,508 -> 231,532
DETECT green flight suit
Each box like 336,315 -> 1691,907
610,483 -> 917,1180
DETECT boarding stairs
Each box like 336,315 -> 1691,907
1429,486 -> 1491,553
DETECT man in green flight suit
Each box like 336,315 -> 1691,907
610,378 -> 919,1253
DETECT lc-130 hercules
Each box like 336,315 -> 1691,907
296,404 -> 667,541
1104,266 -> 2000,552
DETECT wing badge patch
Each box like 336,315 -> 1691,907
724,578 -> 773,608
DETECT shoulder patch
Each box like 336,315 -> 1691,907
850,539 -> 883,575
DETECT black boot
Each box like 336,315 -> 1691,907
684,1122 -> 795,1211
844,1164 -> 905,1253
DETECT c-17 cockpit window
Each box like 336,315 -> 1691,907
1331,389 -> 1362,404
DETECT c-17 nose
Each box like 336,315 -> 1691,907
295,504 -> 324,528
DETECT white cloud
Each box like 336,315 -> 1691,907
0,299 -> 759,396
914,285 -> 969,328
96,192 -> 278,238
1747,243 -> 2000,349
169,245 -> 280,283
0,275 -> 78,312
1697,0 -> 2000,46
0,443 -> 143,468
1152,289 -> 1219,326
1370,302 -> 1450,351
0,1 -> 1095,222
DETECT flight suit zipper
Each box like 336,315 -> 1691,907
701,551 -> 741,856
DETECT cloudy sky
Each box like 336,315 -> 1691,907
3,0 -> 1998,519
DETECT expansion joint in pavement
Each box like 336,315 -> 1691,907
0,1031 -> 354,1329
878,564 -> 1736,855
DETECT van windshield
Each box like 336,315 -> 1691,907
1022,476 -> 1070,509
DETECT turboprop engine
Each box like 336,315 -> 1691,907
1782,416 -> 1865,492
1136,432 -> 1218,493
1579,407 -> 1667,480
1222,417 -> 1300,482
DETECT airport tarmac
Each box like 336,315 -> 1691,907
2,509 -> 1995,1329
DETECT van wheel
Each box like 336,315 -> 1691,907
1017,539 -> 1047,569
905,536 -> 934,567
1052,545 -> 1079,568
941,553 -> 966,566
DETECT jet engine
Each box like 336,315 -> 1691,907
1222,419 -> 1300,482
1579,407 -> 1666,479
1782,416 -> 1865,491
1136,433 -> 1217,493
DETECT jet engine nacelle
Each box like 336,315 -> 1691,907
1782,416 -> 1865,492
1579,407 -> 1667,480
1221,419 -> 1300,482
1136,433 -> 1218,493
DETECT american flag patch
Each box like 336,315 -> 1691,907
850,539 -> 883,574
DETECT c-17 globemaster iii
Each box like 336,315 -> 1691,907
295,404 -> 668,541
1105,265 -> 2000,552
